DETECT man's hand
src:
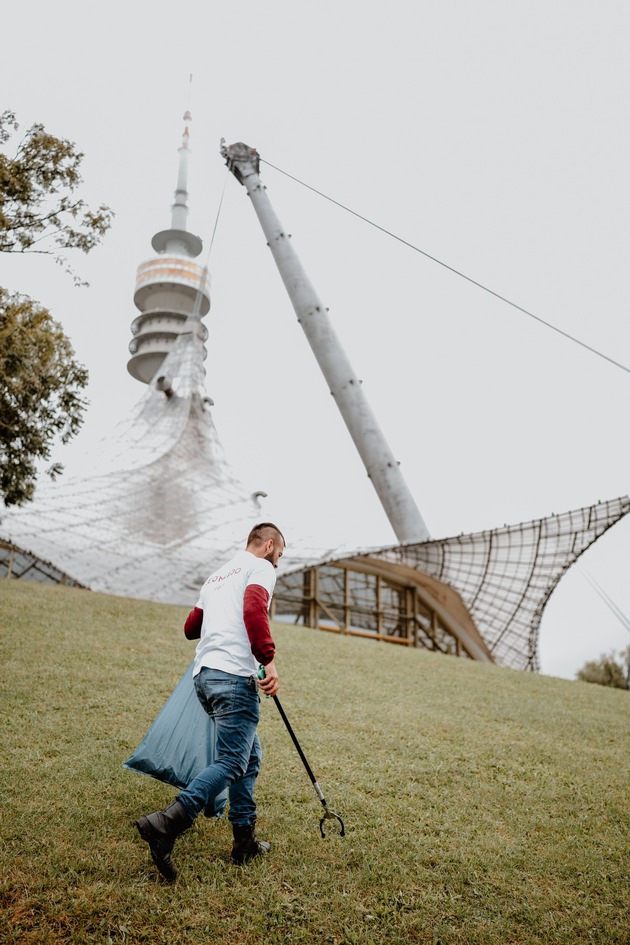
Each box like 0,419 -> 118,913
259,660 -> 279,696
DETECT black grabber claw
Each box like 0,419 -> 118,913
320,804 -> 345,838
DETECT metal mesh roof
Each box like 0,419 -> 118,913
302,496 -> 630,671
0,325 -> 270,603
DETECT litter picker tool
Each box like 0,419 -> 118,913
258,666 -> 345,838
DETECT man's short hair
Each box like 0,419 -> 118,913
247,522 -> 286,549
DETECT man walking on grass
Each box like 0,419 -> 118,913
135,522 -> 285,881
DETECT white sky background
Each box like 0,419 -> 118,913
2,0 -> 629,679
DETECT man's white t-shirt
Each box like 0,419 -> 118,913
192,549 -> 277,678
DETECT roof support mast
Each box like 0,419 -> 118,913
221,141 -> 430,544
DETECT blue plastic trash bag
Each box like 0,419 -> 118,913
123,660 -> 227,818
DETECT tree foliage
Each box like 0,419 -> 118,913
0,288 -> 88,506
0,110 -> 112,506
576,647 -> 630,690
0,109 -> 112,282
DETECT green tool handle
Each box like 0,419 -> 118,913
257,663 -> 270,698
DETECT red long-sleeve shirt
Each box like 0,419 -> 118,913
184,583 -> 275,666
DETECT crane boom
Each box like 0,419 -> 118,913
221,141 -> 430,544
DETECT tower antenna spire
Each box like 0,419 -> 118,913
169,107 -> 193,234
149,110 -> 202,257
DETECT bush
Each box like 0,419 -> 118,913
576,647 -> 629,689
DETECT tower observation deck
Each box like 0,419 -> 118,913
128,111 -> 211,384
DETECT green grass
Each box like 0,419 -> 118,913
1,579 -> 629,945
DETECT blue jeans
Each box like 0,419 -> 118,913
176,668 -> 262,827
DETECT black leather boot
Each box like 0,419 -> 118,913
135,799 -> 193,881
230,822 -> 271,865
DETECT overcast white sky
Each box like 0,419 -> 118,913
2,0 -> 629,679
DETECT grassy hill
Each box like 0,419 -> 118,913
1,579 -> 628,945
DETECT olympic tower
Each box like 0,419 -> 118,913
128,111 -> 211,385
